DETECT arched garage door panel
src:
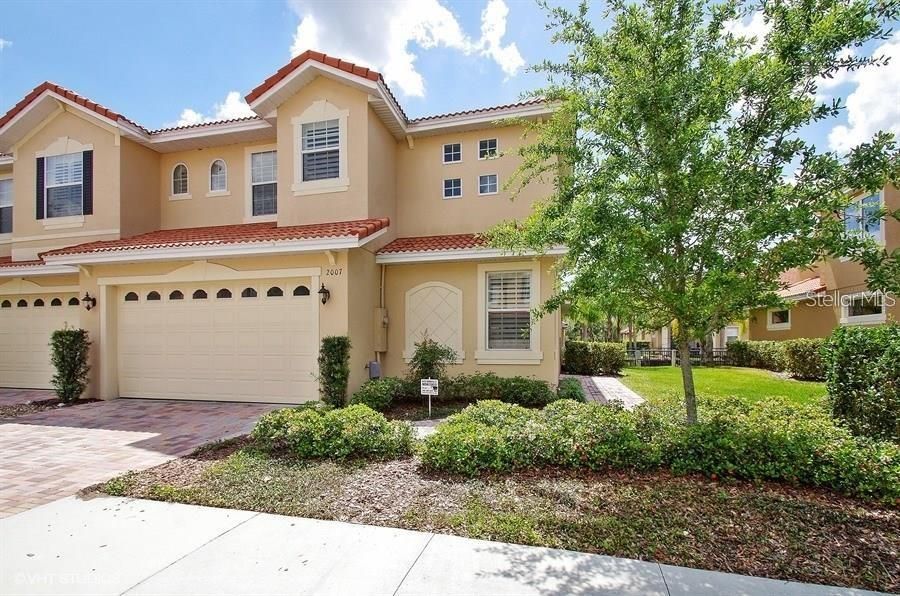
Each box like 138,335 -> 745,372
117,280 -> 317,403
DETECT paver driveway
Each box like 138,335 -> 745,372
0,395 -> 282,518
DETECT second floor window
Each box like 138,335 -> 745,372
0,178 -> 11,233
301,119 -> 340,181
46,152 -> 83,217
251,150 -> 277,216
479,138 -> 498,159
172,164 -> 189,196
443,178 -> 462,199
478,174 -> 498,195
443,143 -> 461,163
210,160 -> 227,192
844,193 -> 882,243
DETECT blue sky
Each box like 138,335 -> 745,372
0,0 -> 897,151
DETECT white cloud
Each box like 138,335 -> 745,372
724,12 -> 770,53
171,91 -> 255,128
0,38 -> 12,51
828,32 -> 900,153
288,0 -> 524,97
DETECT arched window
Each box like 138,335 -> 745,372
192,289 -> 208,300
241,287 -> 257,298
266,286 -> 284,297
210,159 -> 227,192
1,300 -> 10,308
172,164 -> 189,196
17,299 -> 27,308
169,290 -> 184,300
293,285 -> 310,296
33,298 -> 45,307
216,288 -> 232,299
68,297 -> 80,306
147,291 -> 161,301
50,298 -> 62,306
124,292 -> 139,302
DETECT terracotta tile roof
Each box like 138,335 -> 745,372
247,50 -> 382,101
378,233 -> 486,254
0,257 -> 45,268
408,98 -> 547,124
778,276 -> 826,299
148,115 -> 264,134
42,218 -> 390,258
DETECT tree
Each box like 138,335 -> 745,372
491,0 -> 900,423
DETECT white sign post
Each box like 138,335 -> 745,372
420,378 -> 439,418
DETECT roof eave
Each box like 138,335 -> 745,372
376,245 -> 566,264
0,264 -> 79,278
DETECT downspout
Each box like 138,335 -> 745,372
376,263 -> 385,365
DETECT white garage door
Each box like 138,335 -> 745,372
117,279 -> 318,403
0,294 -> 80,388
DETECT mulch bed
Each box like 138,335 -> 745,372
92,438 -> 900,593
0,397 -> 99,420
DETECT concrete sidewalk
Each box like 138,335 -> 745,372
0,496 -> 884,596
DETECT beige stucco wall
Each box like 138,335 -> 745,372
119,139 -> 160,237
749,293 -> 899,341
366,107 -> 397,224
395,124 -> 548,237
0,161 -> 11,259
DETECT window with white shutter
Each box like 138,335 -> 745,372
0,178 -> 12,234
301,119 -> 340,181
486,271 -> 532,350
251,150 -> 277,216
45,152 -> 83,217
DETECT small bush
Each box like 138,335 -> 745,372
50,328 -> 91,404
407,337 -> 457,383
251,404 -> 413,459
726,340 -> 786,371
822,324 -> 900,442
444,373 -> 558,407
349,377 -> 411,411
557,378 -> 587,402
563,341 -> 627,375
782,338 -> 825,380
318,336 -> 351,407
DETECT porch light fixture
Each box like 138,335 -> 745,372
81,292 -> 97,311
318,283 -> 331,305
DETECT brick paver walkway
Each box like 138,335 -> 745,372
561,375 -> 645,409
0,397 -> 282,518
0,388 -> 56,407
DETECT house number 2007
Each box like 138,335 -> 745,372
326,268 -> 343,276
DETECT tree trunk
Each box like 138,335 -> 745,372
677,338 -> 699,424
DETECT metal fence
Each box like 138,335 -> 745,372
626,348 -> 730,367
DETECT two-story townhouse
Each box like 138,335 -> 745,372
748,184 -> 900,340
0,51 -> 561,402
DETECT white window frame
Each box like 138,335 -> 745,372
442,142 -> 462,164
478,138 -> 499,160
443,178 -> 462,200
478,173 -> 499,196
245,144 -> 278,222
476,261 -> 543,364
844,190 -> 885,246
840,291 -> 887,326
35,137 -> 92,230
291,100 -> 349,196
766,307 -> 791,331
724,325 -> 740,345
44,151 -> 86,221
207,158 -> 229,197
170,163 -> 191,200
0,175 -> 12,239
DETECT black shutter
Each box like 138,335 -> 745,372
35,157 -> 45,220
82,150 -> 93,215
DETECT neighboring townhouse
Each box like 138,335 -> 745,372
748,184 -> 900,340
0,50 -> 561,402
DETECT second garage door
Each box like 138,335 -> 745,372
117,279 -> 318,403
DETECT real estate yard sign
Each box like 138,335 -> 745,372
420,378 -> 438,418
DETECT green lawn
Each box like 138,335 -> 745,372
619,366 -> 827,406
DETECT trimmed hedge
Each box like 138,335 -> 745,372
318,336 -> 351,407
557,378 -> 588,402
251,404 -> 413,459
443,373 -> 560,407
563,341 -> 627,375
782,338 -> 826,381
50,328 -> 91,404
420,398 -> 899,502
349,377 -> 413,411
822,324 -> 900,442
726,340 -> 786,372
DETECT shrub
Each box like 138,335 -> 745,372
318,336 -> 351,407
50,328 -> 91,404
782,338 -> 826,380
407,337 -> 457,382
563,341 -> 627,375
557,378 -> 587,402
349,377 -> 410,411
726,340 -> 786,371
251,404 -> 413,459
444,373 -> 558,407
822,324 -> 900,442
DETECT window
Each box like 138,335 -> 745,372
124,292 -> 139,302
443,143 -> 461,164
478,174 -> 498,195
169,290 -> 184,300
146,291 -> 161,301
301,119 -> 340,181
251,151 -> 277,216
767,308 -> 791,331
486,271 -> 532,350
844,193 -> 883,243
33,299 -> 44,307
266,286 -> 284,297
216,288 -> 232,299
172,164 -> 189,196
293,285 -> 310,296
50,298 -> 62,306
209,160 -> 227,193
17,299 -> 27,308
192,289 -> 208,300
841,292 -> 887,325
0,178 -> 12,234
724,326 -> 740,345
443,178 -> 462,199
0,300 -> 9,308
46,152 -> 83,217
241,287 -> 258,298
478,138 -> 498,159
67,297 -> 80,306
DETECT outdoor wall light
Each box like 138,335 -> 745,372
82,292 -> 97,311
318,284 -> 331,305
